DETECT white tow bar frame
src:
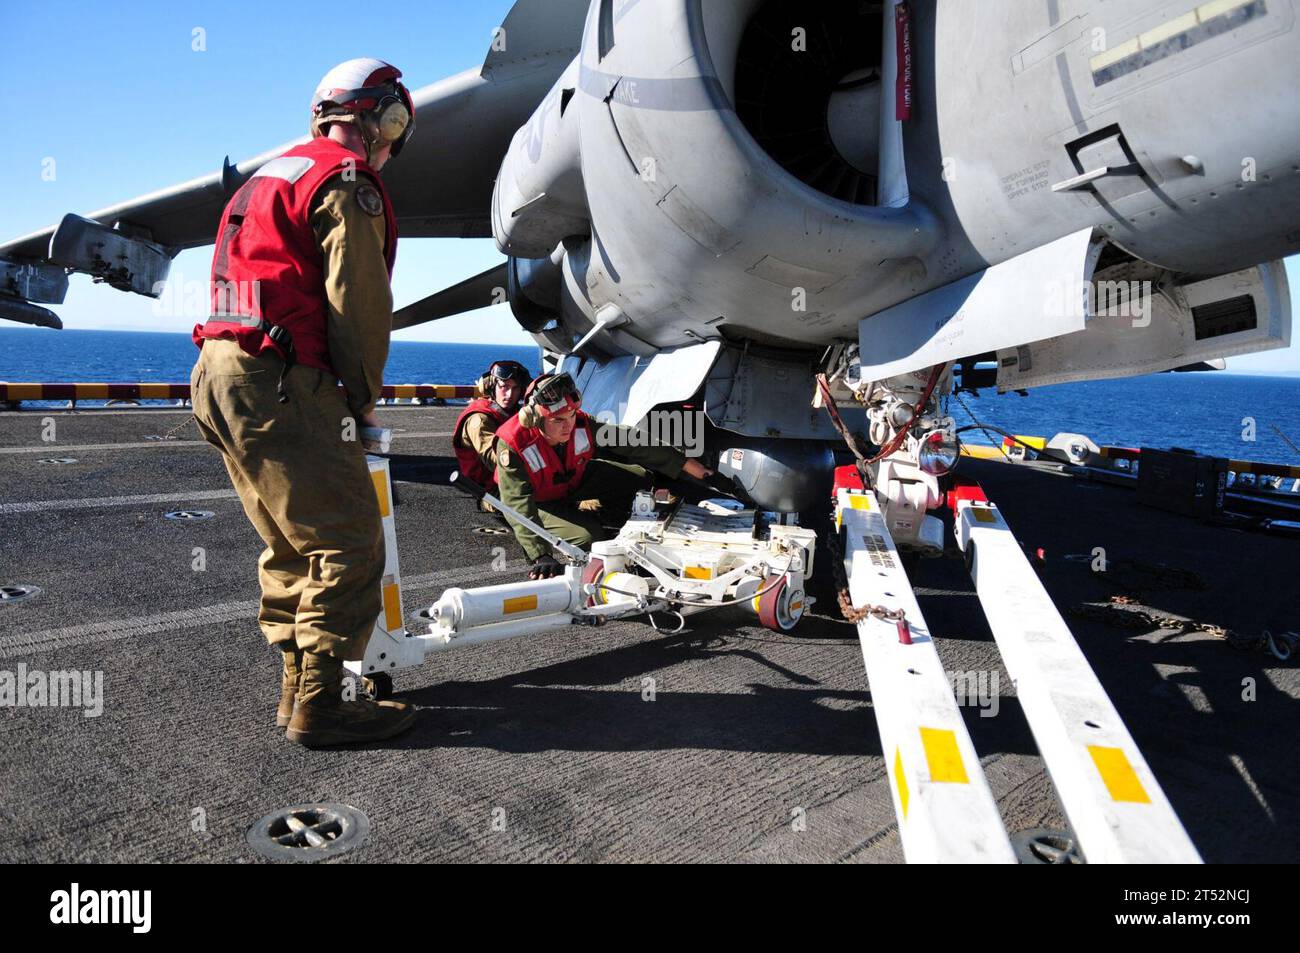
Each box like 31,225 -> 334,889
951,484 -> 1202,864
349,456 -> 416,681
836,487 -> 1015,863
358,484 -> 815,677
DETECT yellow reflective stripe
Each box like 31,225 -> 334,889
971,506 -> 996,524
894,747 -> 910,819
370,469 -> 390,518
1091,0 -> 1254,72
503,594 -> 538,614
1199,0 -> 1253,17
1090,36 -> 1140,71
920,727 -> 970,784
382,581 -> 402,631
1139,12 -> 1198,49
1088,745 -> 1151,803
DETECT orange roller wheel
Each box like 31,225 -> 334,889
581,558 -> 606,607
757,573 -> 805,632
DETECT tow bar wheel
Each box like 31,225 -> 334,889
581,558 -> 605,607
756,573 -> 805,632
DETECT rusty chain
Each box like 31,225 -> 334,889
825,517 -> 907,625
160,413 -> 197,441
1068,598 -> 1272,654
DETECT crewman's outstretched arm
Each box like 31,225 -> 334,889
592,422 -> 688,478
495,444 -> 551,562
311,173 -> 393,420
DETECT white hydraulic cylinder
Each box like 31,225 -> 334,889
431,576 -> 575,630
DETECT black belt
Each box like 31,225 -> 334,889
204,318 -> 296,403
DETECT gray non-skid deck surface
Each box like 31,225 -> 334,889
0,405 -> 1295,862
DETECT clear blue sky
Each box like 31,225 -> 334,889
0,0 -> 531,347
1,0 -> 1297,373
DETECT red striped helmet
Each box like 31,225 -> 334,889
311,58 -> 415,155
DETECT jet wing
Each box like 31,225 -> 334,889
0,0 -> 589,327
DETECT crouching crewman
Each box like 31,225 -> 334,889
493,373 -> 713,579
451,359 -> 529,489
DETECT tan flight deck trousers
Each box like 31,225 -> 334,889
190,339 -> 383,661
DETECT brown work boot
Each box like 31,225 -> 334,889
276,647 -> 303,728
285,652 -> 416,748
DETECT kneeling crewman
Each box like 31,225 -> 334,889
493,373 -> 713,579
451,359 -> 529,488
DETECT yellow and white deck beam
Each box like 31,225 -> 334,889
837,488 -> 1015,863
952,485 -> 1201,863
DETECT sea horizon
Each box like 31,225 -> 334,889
2,326 -> 1298,464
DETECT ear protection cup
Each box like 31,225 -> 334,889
475,374 -> 493,397
354,94 -> 412,161
374,96 -> 411,143
518,404 -> 541,429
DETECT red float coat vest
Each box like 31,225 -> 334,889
494,411 -> 597,502
193,137 -> 397,374
453,398 -> 511,486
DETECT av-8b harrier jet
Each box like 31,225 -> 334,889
0,0 -> 1294,522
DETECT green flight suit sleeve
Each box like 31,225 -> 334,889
591,422 -> 688,478
310,172 -> 393,420
495,443 -> 551,562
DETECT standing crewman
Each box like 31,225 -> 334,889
189,58 -> 418,747
451,359 -> 530,489
494,373 -> 714,579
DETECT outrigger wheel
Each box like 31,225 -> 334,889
581,558 -> 605,607
757,573 -> 805,633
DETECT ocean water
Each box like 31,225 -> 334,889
946,370 -> 1300,464
1,327 -> 1297,463
0,327 -> 539,396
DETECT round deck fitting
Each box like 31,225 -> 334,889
164,510 -> 215,521
246,803 -> 370,863
1012,828 -> 1084,864
0,584 -> 42,607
